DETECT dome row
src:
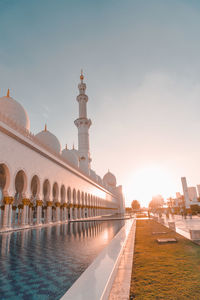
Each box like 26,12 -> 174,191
0,92 -> 117,187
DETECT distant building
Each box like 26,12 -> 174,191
181,177 -> 190,208
181,177 -> 200,208
197,185 -> 200,198
188,187 -> 198,202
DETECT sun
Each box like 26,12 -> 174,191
123,164 -> 174,208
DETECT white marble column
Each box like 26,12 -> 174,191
55,204 -> 60,222
78,207 -> 81,219
36,202 -> 42,225
69,206 -> 73,220
2,196 -> 13,229
74,207 -> 77,220
2,205 -> 9,228
47,202 -> 53,223
21,207 -> 26,226
63,206 -> 66,221
26,205 -> 30,225
28,206 -> 32,225
21,199 -> 30,226
12,207 -> 16,227
8,204 -> 13,228
60,207 -> 63,221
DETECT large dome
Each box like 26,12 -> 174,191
0,92 -> 30,130
35,128 -> 61,154
103,171 -> 117,187
62,148 -> 79,168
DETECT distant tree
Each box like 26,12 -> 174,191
131,200 -> 140,210
149,195 -> 164,210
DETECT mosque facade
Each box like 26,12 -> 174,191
0,72 -> 125,230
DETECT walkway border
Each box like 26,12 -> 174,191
61,218 -> 134,300
108,218 -> 136,299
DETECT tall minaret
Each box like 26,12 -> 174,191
74,71 -> 92,173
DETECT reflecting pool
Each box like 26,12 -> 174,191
0,220 -> 125,299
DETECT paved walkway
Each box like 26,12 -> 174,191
155,214 -> 200,240
109,219 -> 136,300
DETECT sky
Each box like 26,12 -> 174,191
1,0 -> 200,207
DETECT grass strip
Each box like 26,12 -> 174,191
130,219 -> 200,300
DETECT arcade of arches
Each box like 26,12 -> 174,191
0,164 -> 118,230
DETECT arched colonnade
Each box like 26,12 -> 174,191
0,163 -> 118,229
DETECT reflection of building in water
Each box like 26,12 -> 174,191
0,220 -> 124,257
0,72 -> 125,230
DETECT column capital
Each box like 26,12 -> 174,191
22,198 -> 30,206
47,201 -> 53,207
29,203 -> 34,208
55,202 -> 61,207
36,200 -> 43,206
3,196 -> 14,205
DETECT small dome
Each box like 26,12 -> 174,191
97,175 -> 103,185
35,128 -> 61,154
103,171 -> 117,187
70,148 -> 80,158
90,169 -> 97,181
62,148 -> 79,168
0,92 -> 30,130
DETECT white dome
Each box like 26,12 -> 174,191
0,94 -> 30,130
62,148 -> 79,168
103,171 -> 117,187
97,175 -> 103,185
35,129 -> 61,154
90,169 -> 97,181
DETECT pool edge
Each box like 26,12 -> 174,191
60,218 -> 134,300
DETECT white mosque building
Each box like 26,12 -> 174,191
0,72 -> 125,230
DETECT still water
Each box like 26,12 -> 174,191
0,220 -> 125,299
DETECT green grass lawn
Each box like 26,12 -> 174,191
130,219 -> 200,300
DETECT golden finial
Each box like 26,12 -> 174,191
7,89 -> 10,97
44,124 -> 47,131
80,69 -> 84,81
65,144 -> 68,150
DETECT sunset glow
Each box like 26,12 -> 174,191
124,165 -> 176,208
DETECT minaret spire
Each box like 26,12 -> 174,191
74,71 -> 92,173
80,69 -> 84,82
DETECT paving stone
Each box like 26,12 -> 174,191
157,238 -> 177,243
